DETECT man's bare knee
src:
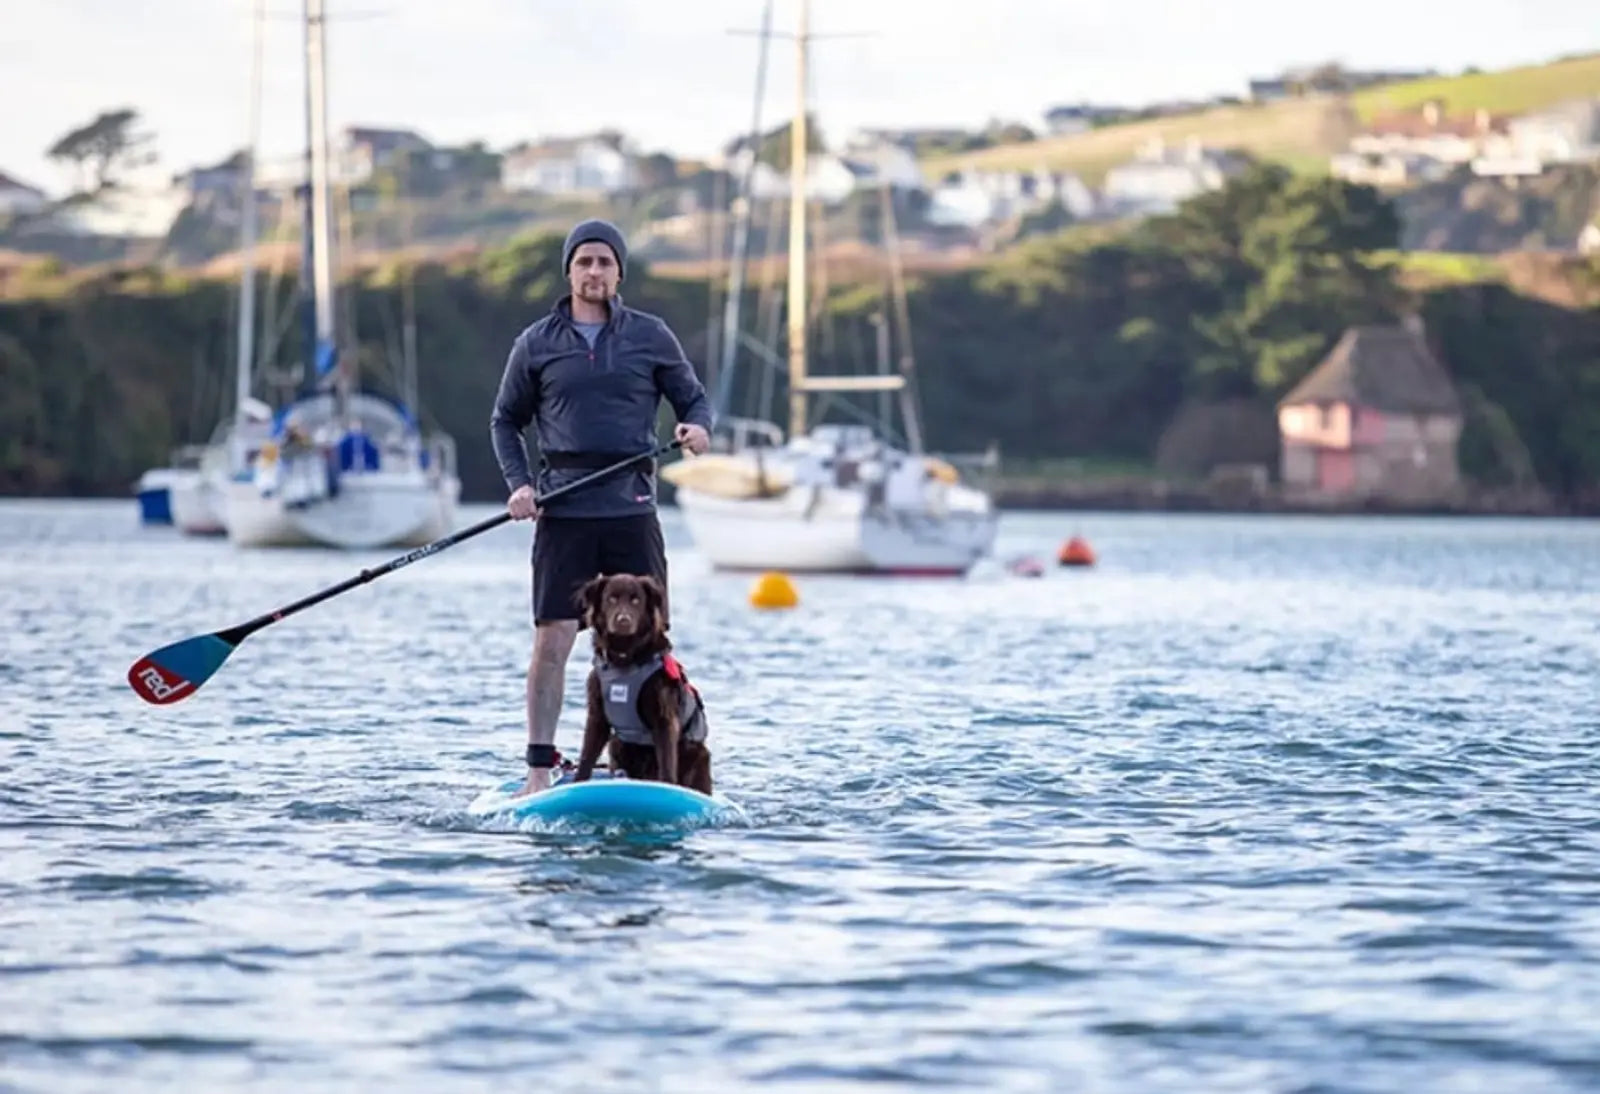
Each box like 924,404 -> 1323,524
531,621 -> 578,673
526,621 -> 579,747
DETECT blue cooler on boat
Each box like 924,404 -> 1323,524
135,468 -> 177,525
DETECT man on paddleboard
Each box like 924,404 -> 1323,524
490,218 -> 713,796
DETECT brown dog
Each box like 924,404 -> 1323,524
572,573 -> 713,794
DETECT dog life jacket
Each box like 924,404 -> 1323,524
594,651 -> 708,747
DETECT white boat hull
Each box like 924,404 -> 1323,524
674,484 -> 997,575
169,470 -> 228,536
225,472 -> 460,549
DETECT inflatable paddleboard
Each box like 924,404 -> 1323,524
467,770 -> 745,828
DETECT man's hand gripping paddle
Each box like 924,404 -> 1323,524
127,442 -> 680,705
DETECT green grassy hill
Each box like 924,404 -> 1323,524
1350,52 -> 1600,120
922,52 -> 1600,185
921,97 -> 1353,186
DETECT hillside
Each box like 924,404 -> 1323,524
1392,249 -> 1600,309
923,52 -> 1600,184
921,97 -> 1355,185
1350,52 -> 1600,120
1393,164 -> 1600,253
4,169 -> 1600,509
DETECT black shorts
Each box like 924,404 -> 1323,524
530,513 -> 668,627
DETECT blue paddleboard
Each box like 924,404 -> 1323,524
467,770 -> 744,828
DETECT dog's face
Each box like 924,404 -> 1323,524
579,573 -> 667,653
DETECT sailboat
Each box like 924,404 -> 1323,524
136,2 -> 270,538
664,0 -> 998,575
168,427 -> 234,537
224,0 -> 459,549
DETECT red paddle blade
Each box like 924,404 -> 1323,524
127,633 -> 238,705
128,657 -> 197,704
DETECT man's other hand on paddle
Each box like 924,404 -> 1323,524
507,484 -> 541,521
675,422 -> 711,455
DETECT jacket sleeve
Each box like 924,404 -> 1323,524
652,319 -> 715,432
489,330 -> 539,492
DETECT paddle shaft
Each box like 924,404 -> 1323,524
220,441 -> 681,644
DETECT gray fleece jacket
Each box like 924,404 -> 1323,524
489,294 -> 714,519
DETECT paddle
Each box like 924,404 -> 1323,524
127,440 -> 682,705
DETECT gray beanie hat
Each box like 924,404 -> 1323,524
562,218 -> 627,279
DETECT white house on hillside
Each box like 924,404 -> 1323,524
1331,150 -> 1456,188
1042,106 -> 1094,136
1349,102 -> 1508,166
250,152 -> 308,194
0,171 -> 48,217
1102,137 -> 1244,216
52,186 -> 189,238
340,126 -> 433,184
925,177 -> 996,228
724,148 -> 860,204
1054,172 -> 1097,218
1506,98 -> 1600,165
1333,98 -> 1600,181
175,158 -> 246,199
838,132 -> 925,190
927,167 -> 1097,227
501,135 -> 635,196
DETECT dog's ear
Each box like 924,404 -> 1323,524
640,575 -> 668,636
576,573 -> 608,629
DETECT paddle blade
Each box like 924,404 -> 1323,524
127,632 -> 239,705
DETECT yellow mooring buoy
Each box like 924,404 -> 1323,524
748,571 -> 799,610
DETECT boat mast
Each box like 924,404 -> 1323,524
785,0 -> 810,443
305,0 -> 341,419
780,0 -> 903,441
879,180 -> 924,454
712,0 -> 775,424
235,0 -> 264,434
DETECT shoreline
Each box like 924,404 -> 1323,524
6,486 -> 1598,519
993,481 -> 1599,518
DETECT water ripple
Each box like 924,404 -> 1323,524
2,502 -> 1599,1092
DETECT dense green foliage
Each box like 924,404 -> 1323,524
3,164 -> 1597,504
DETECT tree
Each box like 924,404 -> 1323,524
1141,163 -> 1403,397
46,108 -> 156,194
634,152 -> 680,192
983,118 -> 1037,145
754,115 -> 828,171
475,229 -> 567,303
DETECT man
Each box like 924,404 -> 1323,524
490,218 -> 712,796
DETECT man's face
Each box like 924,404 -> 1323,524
569,241 -> 620,304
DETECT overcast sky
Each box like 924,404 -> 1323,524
2,0 -> 1596,196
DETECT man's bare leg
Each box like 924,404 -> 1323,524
518,619 -> 579,795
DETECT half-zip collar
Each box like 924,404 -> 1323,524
553,293 -> 623,368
